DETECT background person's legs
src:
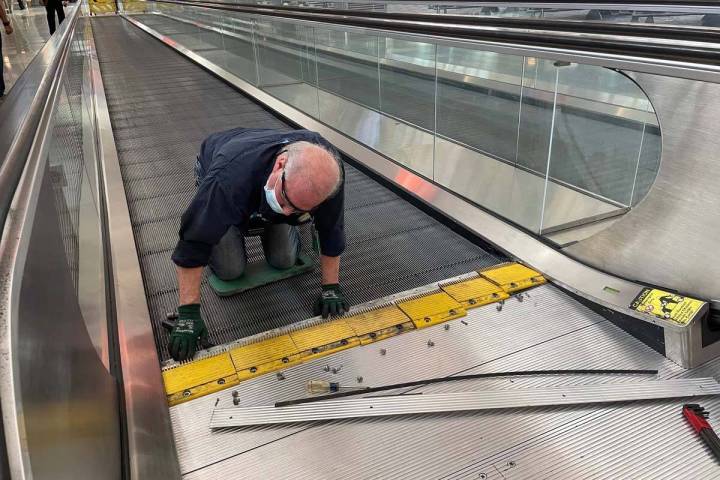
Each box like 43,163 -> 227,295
262,224 -> 300,269
45,1 -> 56,34
209,226 -> 247,280
0,34 -> 4,97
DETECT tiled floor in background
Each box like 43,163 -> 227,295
1,4 -> 76,95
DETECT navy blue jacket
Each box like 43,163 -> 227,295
171,128 -> 345,268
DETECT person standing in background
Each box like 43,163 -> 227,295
0,0 -> 13,97
41,0 -> 64,35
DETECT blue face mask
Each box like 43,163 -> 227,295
264,182 -> 284,214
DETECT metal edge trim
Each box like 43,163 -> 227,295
121,12 -> 692,336
87,19 -> 182,479
0,13 -> 79,478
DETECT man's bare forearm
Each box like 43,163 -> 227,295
176,265 -> 203,305
320,254 -> 340,285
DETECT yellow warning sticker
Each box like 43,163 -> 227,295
629,288 -> 706,325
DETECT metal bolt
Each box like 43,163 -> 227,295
444,324 -> 450,331
497,300 -> 504,312
356,376 -> 363,383
323,365 -> 331,372
478,474 -> 487,480
424,316 -> 431,323
182,389 -> 191,397
340,339 -> 348,346
492,292 -> 499,298
217,378 -> 225,385
516,293 -> 524,302
281,357 -> 289,363
249,366 -> 257,373
468,298 -> 477,305
380,348 -> 387,356
449,309 -> 457,315
508,461 -> 516,467
369,332 -> 377,339
231,390 -> 240,406
276,372 -> 285,381
427,340 -> 435,347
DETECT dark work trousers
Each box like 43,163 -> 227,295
45,0 -> 65,35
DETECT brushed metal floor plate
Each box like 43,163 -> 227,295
166,285 -> 720,479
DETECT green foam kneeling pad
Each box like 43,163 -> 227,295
209,253 -> 315,297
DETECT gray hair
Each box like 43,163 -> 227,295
284,141 -> 343,199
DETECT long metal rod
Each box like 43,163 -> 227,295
212,378 -> 720,427
275,369 -> 660,407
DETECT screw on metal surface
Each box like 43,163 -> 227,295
276,372 -> 285,381
323,365 -> 331,372
427,340 -> 435,347
380,348 -> 387,356
356,376 -> 363,384
516,293 -> 524,302
249,366 -> 257,373
497,300 -> 505,312
444,324 -> 450,331
508,461 -> 517,467
231,390 -> 240,406
478,474 -> 487,479
468,298 -> 477,305
281,357 -> 289,363
217,378 -> 225,385
424,316 -> 431,323
182,389 -> 191,397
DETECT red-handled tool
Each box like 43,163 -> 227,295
683,404 -> 720,463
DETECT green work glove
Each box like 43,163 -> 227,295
168,304 -> 208,362
313,284 -> 350,319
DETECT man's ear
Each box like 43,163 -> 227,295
272,150 -> 289,173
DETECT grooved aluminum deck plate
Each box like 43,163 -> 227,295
170,286 -> 720,479
91,16 -> 504,360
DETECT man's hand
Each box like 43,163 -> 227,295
313,284 -> 350,318
4,23 -> 12,35
168,304 -> 208,361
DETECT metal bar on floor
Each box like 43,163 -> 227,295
210,378 -> 720,428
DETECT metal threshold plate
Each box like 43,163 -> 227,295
210,378 -> 720,428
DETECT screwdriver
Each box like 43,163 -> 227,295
306,380 -> 370,394
683,404 -> 720,463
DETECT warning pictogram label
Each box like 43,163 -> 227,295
630,288 -> 706,325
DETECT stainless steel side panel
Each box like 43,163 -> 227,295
567,74 -> 720,303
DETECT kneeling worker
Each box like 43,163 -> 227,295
168,128 -> 350,361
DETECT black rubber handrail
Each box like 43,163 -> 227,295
165,0 -> 720,42
152,0 -> 720,65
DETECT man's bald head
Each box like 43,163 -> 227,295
281,141 -> 342,212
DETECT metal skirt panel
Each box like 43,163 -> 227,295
91,16 -> 503,360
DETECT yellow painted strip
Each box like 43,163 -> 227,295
163,268 -> 546,405
229,334 -> 299,371
441,277 -> 510,309
290,319 -> 356,352
397,291 -> 466,328
162,353 -> 236,395
344,305 -> 411,336
167,373 -> 239,406
480,262 -> 546,293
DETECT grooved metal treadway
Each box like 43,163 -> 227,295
91,16 -> 504,360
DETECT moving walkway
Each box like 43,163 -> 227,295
2,1 -> 720,477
